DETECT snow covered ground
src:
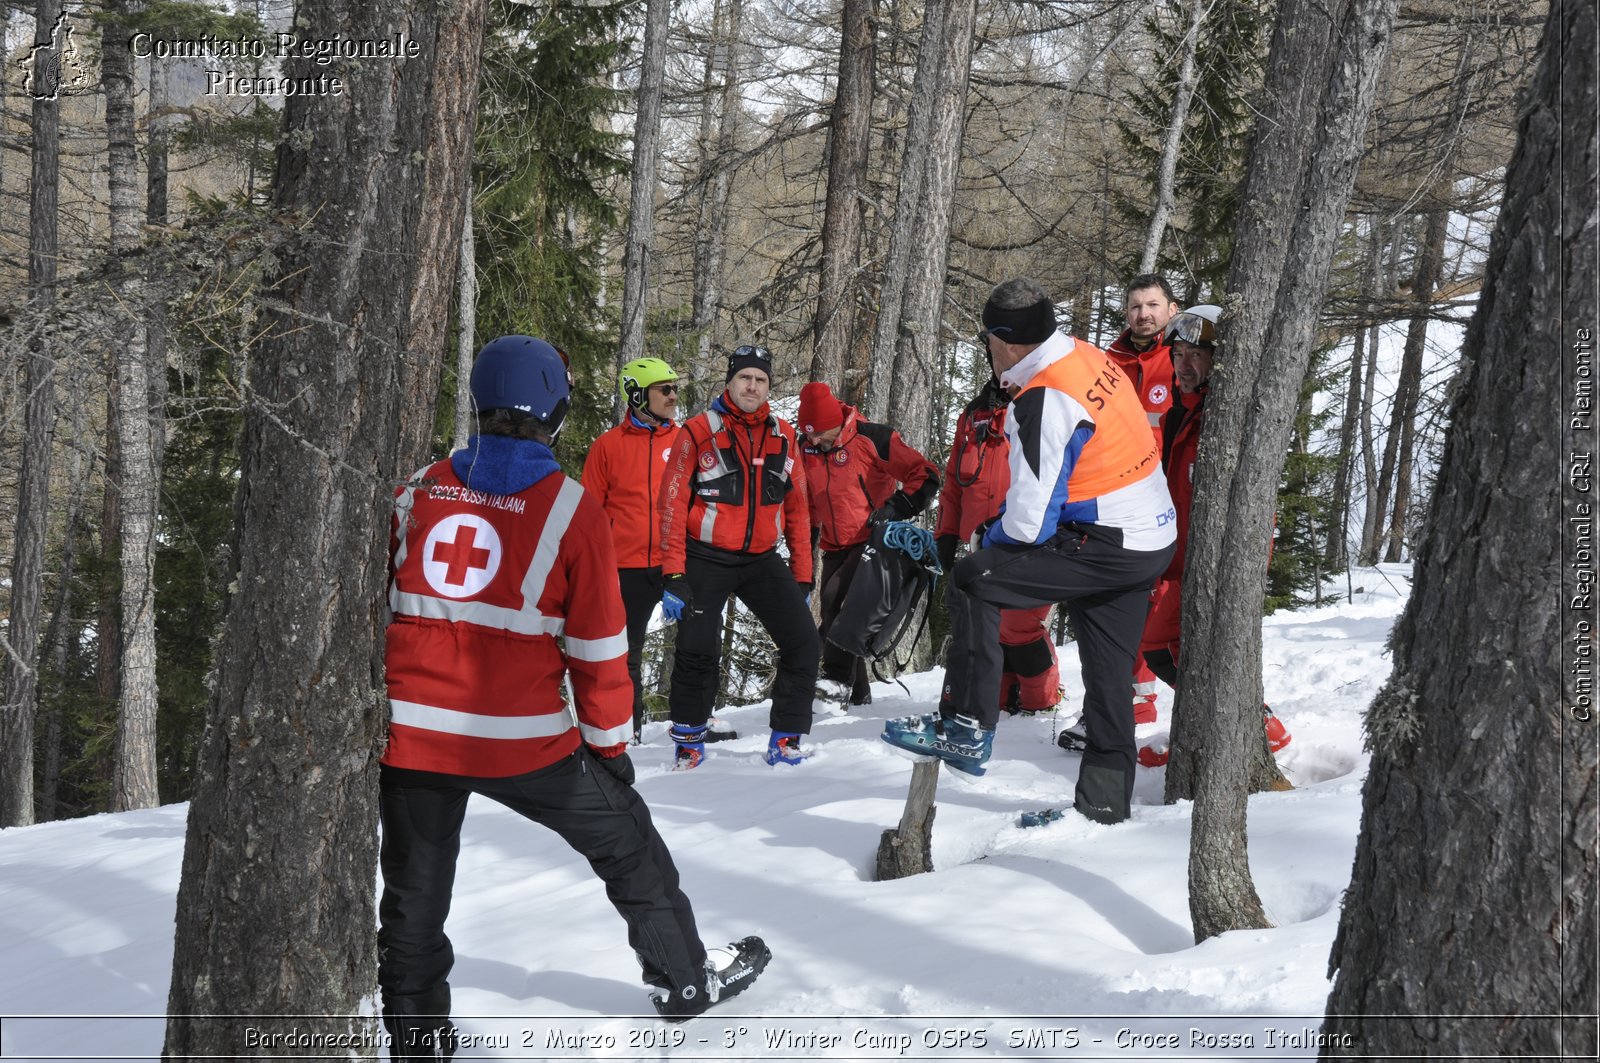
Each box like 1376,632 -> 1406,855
0,566 -> 1414,1062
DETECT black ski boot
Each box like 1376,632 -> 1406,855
651,936 -> 771,1022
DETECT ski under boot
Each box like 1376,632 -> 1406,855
651,936 -> 771,1022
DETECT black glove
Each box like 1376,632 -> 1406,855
869,491 -> 915,525
935,534 -> 958,573
594,750 -> 636,786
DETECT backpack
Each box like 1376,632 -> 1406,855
826,521 -> 942,675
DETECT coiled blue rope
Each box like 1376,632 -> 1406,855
880,520 -> 942,574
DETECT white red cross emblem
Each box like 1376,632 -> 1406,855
421,514 -> 503,599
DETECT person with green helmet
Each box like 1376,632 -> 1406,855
582,357 -> 685,743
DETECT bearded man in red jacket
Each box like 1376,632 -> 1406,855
658,345 -> 818,769
796,381 -> 939,708
379,338 -> 769,1053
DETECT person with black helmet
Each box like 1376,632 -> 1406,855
378,337 -> 769,1057
582,357 -> 685,743
658,344 -> 819,770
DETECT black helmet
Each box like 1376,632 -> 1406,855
470,336 -> 571,437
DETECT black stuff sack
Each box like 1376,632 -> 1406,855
827,521 -> 939,661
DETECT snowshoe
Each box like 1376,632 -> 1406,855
651,936 -> 771,1022
1057,727 -> 1088,753
704,717 -> 740,744
814,677 -> 851,716
1018,808 -> 1066,829
880,712 -> 993,776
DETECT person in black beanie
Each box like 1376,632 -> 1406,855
884,279 -> 1177,825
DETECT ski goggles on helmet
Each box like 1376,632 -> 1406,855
1167,312 -> 1217,348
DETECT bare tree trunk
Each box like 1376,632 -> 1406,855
810,0 -> 877,387
884,0 -> 977,456
104,0 -> 160,813
1356,276 -> 1384,562
1326,220 -> 1386,569
692,0 -> 742,372
1139,0 -> 1207,274
455,199 -> 476,451
865,1 -> 943,418
1176,0 -> 1398,943
163,2 -> 487,1055
617,0 -> 671,366
1323,2 -> 1595,1052
2,0 -> 66,829
1383,207 -> 1448,563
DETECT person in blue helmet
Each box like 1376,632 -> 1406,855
378,337 -> 769,1058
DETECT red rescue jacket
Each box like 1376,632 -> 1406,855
800,405 -> 938,552
660,393 -> 813,583
1106,327 -> 1176,439
384,445 -> 633,778
582,414 -> 683,569
934,384 -> 1012,541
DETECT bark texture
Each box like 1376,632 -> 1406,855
1322,0 -> 1596,1055
104,1 -> 161,812
2,0 -> 66,828
1139,0 -> 1206,274
1176,0 -> 1398,943
617,0 -> 671,365
877,759 -> 939,880
809,0 -> 877,387
691,0 -> 742,369
162,2 -> 487,1055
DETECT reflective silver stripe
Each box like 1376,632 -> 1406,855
389,698 -> 576,740
389,464 -> 435,614
1133,680 -> 1161,696
579,720 -> 634,747
1147,411 -> 1163,426
565,628 -> 628,662
523,478 -> 584,617
698,499 -> 718,542
391,475 -> 584,636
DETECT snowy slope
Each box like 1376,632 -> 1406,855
0,566 -> 1413,1062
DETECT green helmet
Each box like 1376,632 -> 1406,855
619,357 -> 679,411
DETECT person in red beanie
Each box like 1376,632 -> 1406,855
796,381 -> 939,709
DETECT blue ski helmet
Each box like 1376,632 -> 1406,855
469,335 -> 571,436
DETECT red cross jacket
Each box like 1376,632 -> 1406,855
581,414 -> 683,569
659,393 -> 813,583
383,442 -> 633,778
800,404 -> 938,552
1105,327 -> 1176,439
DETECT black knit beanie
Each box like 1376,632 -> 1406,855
982,295 -> 1057,346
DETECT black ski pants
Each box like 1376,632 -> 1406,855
619,567 -> 666,738
818,543 -> 871,703
943,524 -> 1173,823
377,749 -> 707,1016
667,549 -> 818,734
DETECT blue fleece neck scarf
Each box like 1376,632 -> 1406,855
451,434 -> 561,496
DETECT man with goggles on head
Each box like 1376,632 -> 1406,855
1135,306 -> 1291,766
657,345 -> 820,770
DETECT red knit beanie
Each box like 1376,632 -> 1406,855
797,382 -> 844,434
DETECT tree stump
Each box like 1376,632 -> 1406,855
875,759 -> 940,880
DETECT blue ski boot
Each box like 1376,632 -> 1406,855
765,730 -> 808,766
671,723 -> 707,771
880,712 -> 993,776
